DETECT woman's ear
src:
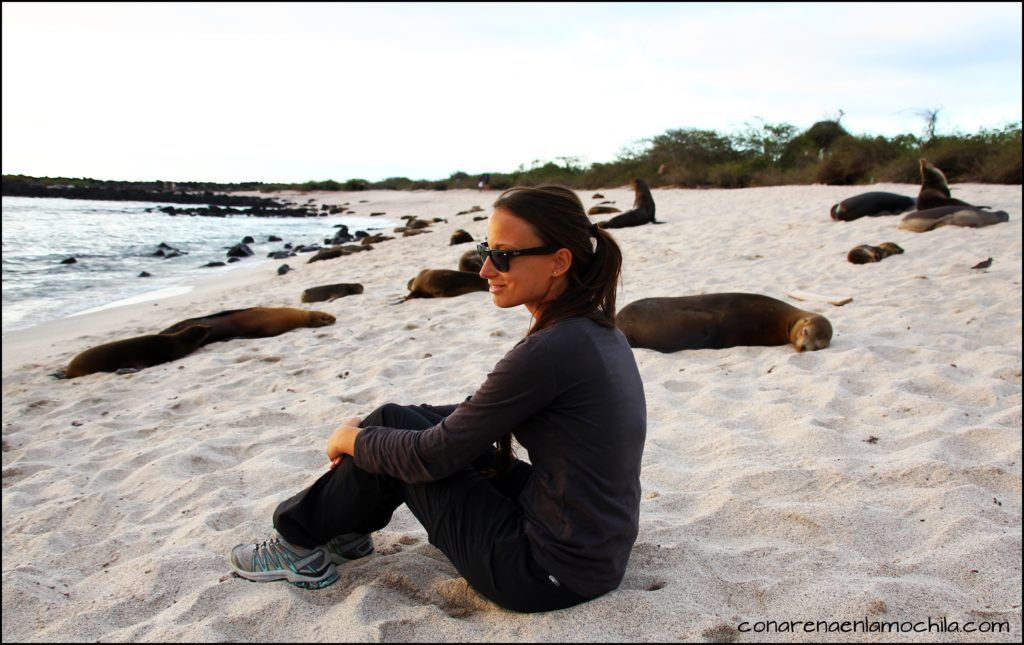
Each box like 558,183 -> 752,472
552,248 -> 572,277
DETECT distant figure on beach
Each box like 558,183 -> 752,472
230,185 -> 647,613
477,173 -> 491,191
597,178 -> 658,229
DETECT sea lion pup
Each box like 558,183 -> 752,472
899,205 -> 1010,233
830,192 -> 915,221
402,269 -> 488,301
587,205 -> 621,215
847,242 -> 904,264
597,178 -> 658,229
458,248 -> 484,273
616,294 -> 832,353
301,283 -> 364,303
917,159 -> 983,210
158,307 -> 336,346
63,325 -> 211,378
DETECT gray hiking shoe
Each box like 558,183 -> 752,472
230,535 -> 338,590
324,532 -> 375,564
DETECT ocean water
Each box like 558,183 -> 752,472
1,196 -> 396,332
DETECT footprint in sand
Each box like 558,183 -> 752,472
661,380 -> 701,393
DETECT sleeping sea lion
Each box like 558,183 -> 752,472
587,205 -> 621,215
598,178 -> 658,229
403,269 -> 488,301
63,325 -> 211,378
917,159 -> 981,210
847,242 -> 904,264
899,206 -> 1009,233
301,283 -> 364,303
830,192 -> 916,221
159,307 -> 336,346
616,294 -> 832,353
307,245 -> 371,263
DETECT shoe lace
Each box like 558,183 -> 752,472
252,538 -> 286,571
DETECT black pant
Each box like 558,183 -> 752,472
272,403 -> 590,613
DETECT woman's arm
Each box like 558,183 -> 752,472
353,335 -> 558,483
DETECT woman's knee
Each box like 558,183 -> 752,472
360,402 -> 408,428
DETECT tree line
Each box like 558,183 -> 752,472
4,118 -> 1020,198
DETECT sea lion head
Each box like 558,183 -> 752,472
830,203 -> 844,220
791,314 -> 832,352
308,311 -> 336,327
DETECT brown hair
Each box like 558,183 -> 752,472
487,184 -> 624,472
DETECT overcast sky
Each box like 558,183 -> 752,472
2,2 -> 1021,183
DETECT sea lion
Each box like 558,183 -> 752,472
616,294 -> 833,353
63,325 -> 211,378
159,307 -> 336,346
450,229 -> 474,245
847,242 -> 904,264
403,269 -> 488,301
598,178 -> 658,229
307,245 -> 370,263
830,192 -> 916,221
917,159 -> 980,210
899,205 -> 1009,233
361,234 -> 394,245
587,205 -> 621,215
458,248 -> 484,273
301,283 -> 364,303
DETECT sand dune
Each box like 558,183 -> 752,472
2,184 -> 1021,642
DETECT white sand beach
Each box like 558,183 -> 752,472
2,184 -> 1021,642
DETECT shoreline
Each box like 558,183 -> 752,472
3,184 -> 1021,642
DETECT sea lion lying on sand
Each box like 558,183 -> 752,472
616,294 -> 833,353
598,178 -> 659,229
301,283 -> 364,303
159,307 -> 336,346
61,325 -> 211,378
830,192 -> 916,221
402,269 -> 488,301
847,242 -> 904,264
899,206 -> 1009,233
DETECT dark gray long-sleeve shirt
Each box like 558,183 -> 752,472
353,316 -> 647,597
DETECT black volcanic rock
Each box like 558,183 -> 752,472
226,243 -> 253,258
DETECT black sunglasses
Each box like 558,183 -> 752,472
476,242 -> 560,272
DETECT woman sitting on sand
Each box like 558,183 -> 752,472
230,185 -> 647,613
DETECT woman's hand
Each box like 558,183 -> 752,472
327,416 -> 363,467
